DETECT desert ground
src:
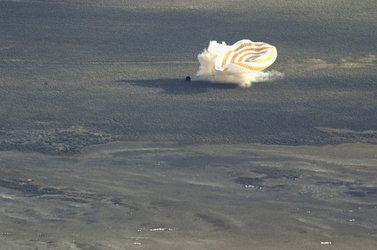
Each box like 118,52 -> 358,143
1,0 -> 376,249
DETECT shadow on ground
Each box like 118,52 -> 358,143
115,78 -> 238,94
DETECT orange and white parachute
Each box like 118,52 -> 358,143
215,39 -> 277,72
195,40 -> 282,87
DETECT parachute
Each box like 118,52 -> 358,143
215,39 -> 277,72
195,40 -> 282,87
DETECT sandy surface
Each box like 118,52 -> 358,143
1,0 -> 377,249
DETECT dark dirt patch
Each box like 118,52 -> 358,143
252,168 -> 301,180
0,127 -> 115,155
0,179 -> 64,195
196,213 -> 230,231
346,186 -> 377,197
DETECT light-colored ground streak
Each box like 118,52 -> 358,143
215,39 -> 277,72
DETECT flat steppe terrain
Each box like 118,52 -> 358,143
1,0 -> 376,249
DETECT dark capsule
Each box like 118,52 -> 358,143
185,76 -> 191,81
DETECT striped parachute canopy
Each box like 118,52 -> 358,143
215,39 -> 277,72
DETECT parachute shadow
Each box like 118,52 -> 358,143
115,78 -> 238,95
